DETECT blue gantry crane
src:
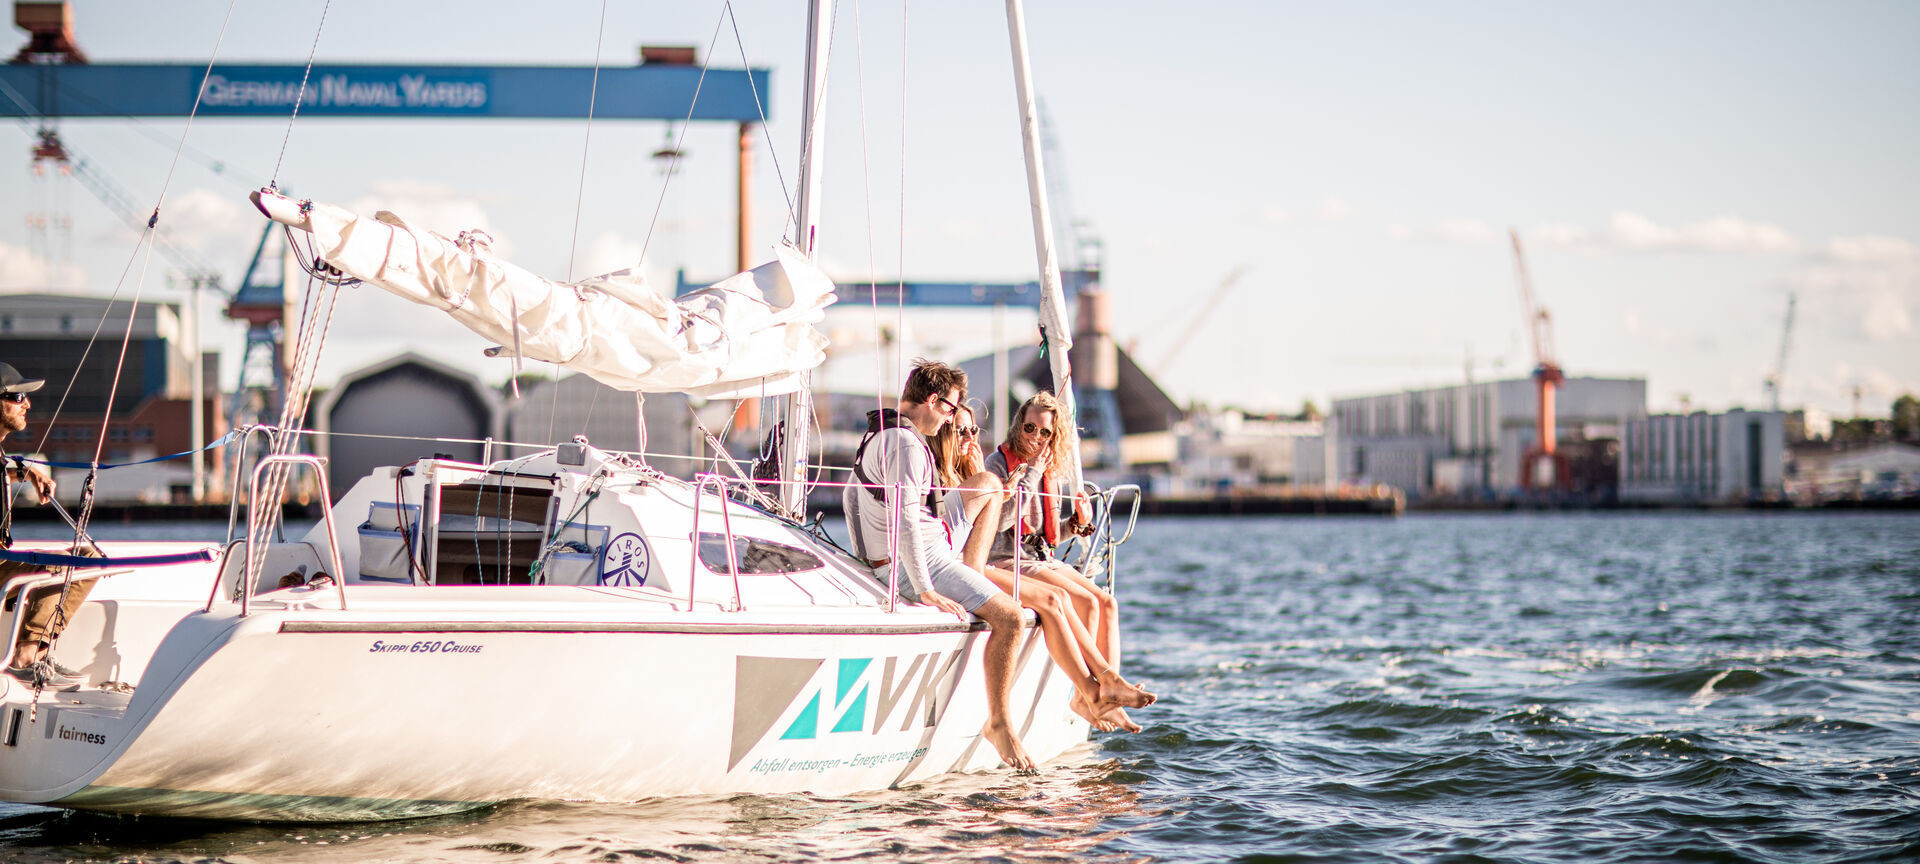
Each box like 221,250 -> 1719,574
7,0 -> 773,449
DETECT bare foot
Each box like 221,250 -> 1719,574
1096,671 -> 1156,708
982,718 -> 1036,774
1070,690 -> 1117,732
1096,704 -> 1142,733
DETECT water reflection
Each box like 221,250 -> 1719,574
0,753 -> 1156,863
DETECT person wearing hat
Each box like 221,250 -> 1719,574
1,361 -> 92,690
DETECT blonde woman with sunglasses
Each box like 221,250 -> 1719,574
983,392 -> 1153,711
931,402 -> 1150,732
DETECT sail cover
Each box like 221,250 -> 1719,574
252,190 -> 835,399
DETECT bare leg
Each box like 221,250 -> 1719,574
1037,561 -> 1121,670
1010,560 -> 1153,707
979,567 -> 1125,729
957,479 -> 1002,573
972,594 -> 1036,773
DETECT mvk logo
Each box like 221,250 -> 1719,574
728,650 -> 963,771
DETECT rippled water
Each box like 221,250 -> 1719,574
3,513 -> 1916,863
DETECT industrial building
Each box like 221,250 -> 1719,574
505,375 -> 707,478
1331,376 -> 1647,497
1619,410 -> 1787,503
1172,410 -> 1331,496
0,292 -> 222,503
1786,442 -> 1920,502
315,353 -> 501,498
955,290 -> 1182,482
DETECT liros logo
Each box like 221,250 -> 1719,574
728,651 -> 963,771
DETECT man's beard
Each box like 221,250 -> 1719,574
0,412 -> 24,436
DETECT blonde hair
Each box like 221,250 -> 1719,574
1010,390 -> 1076,482
928,405 -> 983,488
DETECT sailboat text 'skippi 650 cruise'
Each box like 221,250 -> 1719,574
0,0 -> 1143,822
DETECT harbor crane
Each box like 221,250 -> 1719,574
1156,265 -> 1249,374
1763,291 -> 1796,412
1510,229 -> 1564,490
28,129 -> 226,291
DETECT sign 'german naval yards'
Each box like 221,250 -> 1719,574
200,71 -> 491,113
0,63 -> 772,121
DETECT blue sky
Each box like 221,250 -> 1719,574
2,1 -> 1915,419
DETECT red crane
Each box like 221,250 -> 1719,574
1510,230 -> 1564,490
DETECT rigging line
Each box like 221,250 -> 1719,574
850,0 -> 886,426
564,0 -> 610,284
86,239 -> 163,466
0,77 -> 38,117
60,0 -> 242,477
77,228 -> 167,550
639,8 -> 729,265
0,76 -> 252,183
724,2 -> 794,235
28,231 -> 154,454
247,274 -> 339,583
545,357 -> 562,443
895,0 -> 909,389
271,0 -> 335,189
148,0 -> 241,233
267,424 -> 737,468
545,2 -> 608,443
550,0 -> 610,442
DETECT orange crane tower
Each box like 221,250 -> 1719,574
1510,230 -> 1564,490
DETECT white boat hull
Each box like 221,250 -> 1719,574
1,570 -> 1084,821
0,446 -> 1121,821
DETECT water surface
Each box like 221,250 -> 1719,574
2,513 -> 1915,862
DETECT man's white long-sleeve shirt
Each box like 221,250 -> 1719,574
842,425 -> 946,598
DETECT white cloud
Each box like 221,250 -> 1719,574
349,179 -> 513,259
1822,235 -> 1917,264
1527,212 -> 1799,255
1808,362 -> 1909,416
1531,223 -> 1593,248
85,186 -> 258,277
1781,232 -> 1919,344
162,186 -> 257,252
1389,218 -> 1499,245
1861,285 -> 1912,341
0,241 -> 85,291
1314,197 -> 1356,221
1255,206 -> 1292,224
577,231 -> 646,280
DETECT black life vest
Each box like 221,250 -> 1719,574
851,409 -> 946,520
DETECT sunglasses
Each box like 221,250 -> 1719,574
932,395 -> 960,416
1021,421 -> 1054,439
0,392 -> 27,404
956,425 -> 980,440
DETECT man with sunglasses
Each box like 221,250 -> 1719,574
1,362 -> 92,691
842,359 -> 1036,773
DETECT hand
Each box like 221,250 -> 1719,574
20,464 -> 54,504
919,590 -> 968,620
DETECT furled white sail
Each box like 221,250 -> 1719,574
250,189 -> 835,399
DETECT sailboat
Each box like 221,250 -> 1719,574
0,1 -> 1140,821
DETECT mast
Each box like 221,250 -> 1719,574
1004,0 -> 1084,496
778,0 -> 834,515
